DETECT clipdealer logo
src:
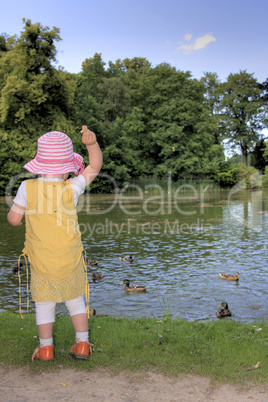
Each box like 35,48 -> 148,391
68,218 -> 213,238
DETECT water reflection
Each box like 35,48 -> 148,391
0,189 -> 268,322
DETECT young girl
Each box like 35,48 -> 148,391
7,128 -> 103,361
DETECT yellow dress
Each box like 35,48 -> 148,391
22,178 -> 87,303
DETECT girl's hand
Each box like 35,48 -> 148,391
81,126 -> 97,146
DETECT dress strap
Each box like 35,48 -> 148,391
18,253 -> 29,319
82,249 -> 90,318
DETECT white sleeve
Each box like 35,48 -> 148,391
13,181 -> 27,208
70,175 -> 86,207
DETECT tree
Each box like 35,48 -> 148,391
259,78 -> 268,127
97,77 -> 131,122
0,34 -> 15,55
75,53 -> 106,145
0,19 -> 76,134
250,137 -> 267,172
200,72 -> 224,145
135,63 -> 224,180
260,78 -> 268,102
219,70 -> 264,165
0,20 -> 76,194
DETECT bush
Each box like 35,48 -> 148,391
216,164 -> 260,189
261,166 -> 268,187
216,166 -> 238,188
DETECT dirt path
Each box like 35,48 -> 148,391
0,366 -> 267,401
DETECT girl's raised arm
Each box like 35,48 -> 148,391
81,127 -> 103,187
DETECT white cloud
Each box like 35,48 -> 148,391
193,34 -> 216,50
177,33 -> 216,53
184,33 -> 192,42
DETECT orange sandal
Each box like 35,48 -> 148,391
32,345 -> 54,361
70,341 -> 92,359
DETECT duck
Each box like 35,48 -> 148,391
219,272 -> 239,281
119,255 -> 133,262
216,302 -> 232,318
89,260 -> 98,266
12,262 -> 23,273
92,272 -> 103,281
120,279 -> 147,292
88,308 -> 96,317
88,308 -> 108,317
84,256 -> 98,266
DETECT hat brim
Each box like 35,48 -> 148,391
23,153 -> 84,176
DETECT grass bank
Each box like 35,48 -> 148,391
0,311 -> 267,385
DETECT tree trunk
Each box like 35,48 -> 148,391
240,142 -> 248,166
243,152 -> 248,166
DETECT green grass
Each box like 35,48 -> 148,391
0,311 -> 267,386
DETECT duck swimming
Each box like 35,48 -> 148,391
84,257 -> 98,266
219,272 -> 239,281
119,255 -> 133,262
216,302 -> 232,318
120,279 -> 147,292
12,262 -> 22,273
92,272 -> 103,281
88,260 -> 98,266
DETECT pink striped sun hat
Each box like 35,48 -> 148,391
24,131 -> 84,175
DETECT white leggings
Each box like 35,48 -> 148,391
35,296 -> 86,326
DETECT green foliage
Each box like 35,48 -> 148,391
200,72 -> 224,145
235,164 -> 259,188
260,78 -> 268,127
219,70 -> 265,165
97,77 -> 131,121
261,139 -> 268,164
250,138 -> 267,172
0,20 -> 76,195
0,21 -> 267,195
75,53 -> 105,147
0,19 -> 62,130
141,64 -> 225,180
216,166 -> 239,188
216,163 -> 259,188
261,165 -> 268,188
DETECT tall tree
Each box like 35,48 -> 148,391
219,70 -> 264,165
0,34 -> 15,55
97,77 -> 131,122
201,72 -> 224,145
250,137 -> 266,172
259,78 -> 268,127
0,19 -> 76,135
0,19 -> 60,131
135,63 -> 224,180
75,53 -> 105,145
0,20 -> 76,194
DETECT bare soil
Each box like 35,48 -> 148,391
0,366 -> 267,401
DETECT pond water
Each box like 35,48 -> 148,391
1,185 -> 268,323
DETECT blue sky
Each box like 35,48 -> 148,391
0,0 -> 267,83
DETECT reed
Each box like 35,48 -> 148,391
0,311 -> 267,385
